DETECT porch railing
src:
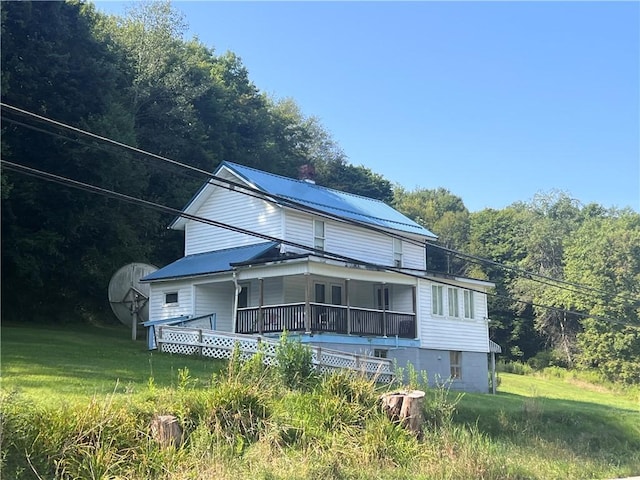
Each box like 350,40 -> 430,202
237,303 -> 416,338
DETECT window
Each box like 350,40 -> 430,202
393,238 -> 403,267
463,290 -> 475,319
331,284 -> 342,305
165,292 -> 178,305
431,285 -> 443,315
238,284 -> 249,309
450,351 -> 462,379
315,283 -> 326,304
376,285 -> 390,310
314,219 -> 325,250
448,288 -> 460,317
374,349 -> 388,359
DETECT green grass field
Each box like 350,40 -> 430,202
2,323 -> 224,402
2,322 -> 639,479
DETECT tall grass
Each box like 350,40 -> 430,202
2,324 -> 640,479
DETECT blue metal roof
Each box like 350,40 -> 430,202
220,162 -> 437,238
141,242 -> 279,282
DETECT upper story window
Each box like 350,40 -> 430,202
314,219 -> 325,251
463,290 -> 475,319
393,238 -> 403,267
431,285 -> 443,316
448,287 -> 460,318
164,292 -> 178,305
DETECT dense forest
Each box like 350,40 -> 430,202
2,1 -> 639,384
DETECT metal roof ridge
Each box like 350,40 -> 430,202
222,161 -> 391,205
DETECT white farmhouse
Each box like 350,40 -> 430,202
142,161 -> 498,392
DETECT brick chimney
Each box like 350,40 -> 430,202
298,164 -> 316,184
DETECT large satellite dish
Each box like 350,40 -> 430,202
108,263 -> 157,340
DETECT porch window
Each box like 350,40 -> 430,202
164,292 -> 178,305
315,283 -> 326,303
431,285 -> 443,315
463,290 -> 475,319
376,285 -> 390,310
448,288 -> 460,318
314,219 -> 325,251
393,238 -> 403,267
331,284 -> 342,305
450,351 -> 462,379
238,284 -> 249,309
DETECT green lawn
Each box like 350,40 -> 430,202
2,322 -> 639,480
1,322 -> 224,403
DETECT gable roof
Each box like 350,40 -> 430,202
140,242 -> 279,282
171,161 -> 437,239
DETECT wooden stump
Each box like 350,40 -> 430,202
380,390 -> 425,436
150,414 -> 183,448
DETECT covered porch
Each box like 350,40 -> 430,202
234,272 -> 417,339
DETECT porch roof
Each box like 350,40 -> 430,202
140,242 -> 280,282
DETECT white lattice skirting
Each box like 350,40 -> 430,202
156,326 -> 394,383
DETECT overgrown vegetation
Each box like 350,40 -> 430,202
2,324 -> 639,479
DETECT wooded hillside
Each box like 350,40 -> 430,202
1,1 -> 638,384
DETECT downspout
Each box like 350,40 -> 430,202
232,271 -> 240,333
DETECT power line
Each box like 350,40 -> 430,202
429,242 -> 640,305
3,159 -> 636,328
2,102 -> 638,309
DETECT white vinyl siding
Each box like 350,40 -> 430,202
184,184 -> 282,256
283,276 -> 306,304
418,280 -> 490,353
283,210 -> 426,268
403,241 -> 426,269
149,281 -> 193,320
392,285 -> 414,313
194,282 -> 234,332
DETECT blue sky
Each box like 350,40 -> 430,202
95,1 -> 639,212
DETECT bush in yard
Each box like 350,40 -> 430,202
275,330 -> 315,390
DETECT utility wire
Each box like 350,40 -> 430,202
2,102 -> 637,308
3,159 -> 636,328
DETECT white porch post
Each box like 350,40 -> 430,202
412,285 -> 417,338
346,278 -> 351,335
232,273 -> 239,334
258,278 -> 264,335
304,273 -> 311,333
382,282 -> 387,337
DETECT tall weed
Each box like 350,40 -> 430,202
275,331 -> 315,390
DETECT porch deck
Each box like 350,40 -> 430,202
236,302 -> 416,338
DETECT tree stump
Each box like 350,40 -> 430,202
380,390 -> 425,436
150,414 -> 183,448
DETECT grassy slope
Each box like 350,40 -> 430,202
458,376 -> 640,478
2,323 -> 640,479
1,323 -> 224,402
